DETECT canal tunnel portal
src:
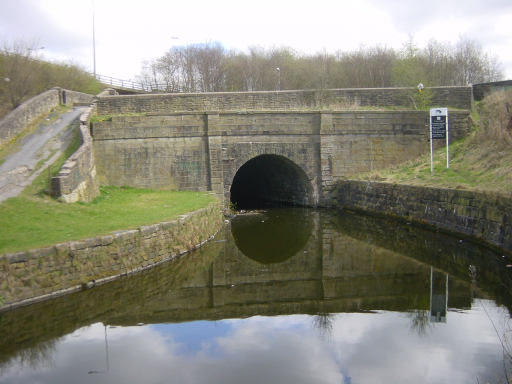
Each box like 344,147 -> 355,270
230,155 -> 314,209
91,89 -> 472,207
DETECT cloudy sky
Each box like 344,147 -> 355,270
0,301 -> 507,384
1,0 -> 511,81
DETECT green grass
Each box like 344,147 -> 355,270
0,186 -> 216,254
356,109 -> 512,196
1,106 -> 217,255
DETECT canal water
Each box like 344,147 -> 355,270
1,208 -> 511,384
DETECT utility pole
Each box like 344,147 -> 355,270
92,0 -> 97,78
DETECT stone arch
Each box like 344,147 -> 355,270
229,154 -> 314,209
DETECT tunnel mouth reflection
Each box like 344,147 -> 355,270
230,208 -> 313,264
230,155 -> 313,209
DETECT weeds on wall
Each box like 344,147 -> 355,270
479,89 -> 512,144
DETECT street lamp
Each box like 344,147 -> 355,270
92,0 -> 97,78
276,67 -> 281,91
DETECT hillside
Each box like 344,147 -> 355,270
356,89 -> 512,197
0,50 -> 103,119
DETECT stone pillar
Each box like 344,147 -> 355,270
207,114 -> 225,203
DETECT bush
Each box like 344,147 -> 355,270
0,48 -> 103,118
479,89 -> 512,144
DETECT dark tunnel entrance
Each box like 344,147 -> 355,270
229,155 -> 313,209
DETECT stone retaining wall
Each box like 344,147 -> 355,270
0,88 -> 94,147
96,86 -> 472,115
50,105 -> 100,202
91,109 -> 470,205
335,180 -> 512,254
0,201 -> 223,311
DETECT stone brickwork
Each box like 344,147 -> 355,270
335,180 -> 512,254
60,89 -> 95,106
50,106 -> 100,202
0,89 -> 59,147
0,88 -> 94,147
92,109 -> 470,205
96,86 -> 472,114
0,201 -> 223,310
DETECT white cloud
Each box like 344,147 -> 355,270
0,303 -> 509,384
0,0 -> 511,79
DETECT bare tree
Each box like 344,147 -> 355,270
137,38 -> 504,93
453,37 -> 503,85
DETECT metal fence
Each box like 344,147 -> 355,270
93,74 -> 150,92
93,74 -> 182,93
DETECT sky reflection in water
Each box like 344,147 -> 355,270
0,209 -> 511,384
0,300 -> 508,384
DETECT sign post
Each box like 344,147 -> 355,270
429,108 -> 449,174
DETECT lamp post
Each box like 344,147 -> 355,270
276,67 -> 281,91
92,0 -> 97,79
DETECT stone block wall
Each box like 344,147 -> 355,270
335,180 -> 512,254
0,201 -> 223,310
91,110 -> 470,205
95,86 -> 472,115
0,88 -> 94,147
60,89 -> 95,106
0,89 -> 60,147
50,106 -> 100,202
318,110 -> 470,199
473,80 -> 512,101
92,113 -> 210,190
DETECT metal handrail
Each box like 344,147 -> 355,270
92,73 -> 182,93
92,74 -> 148,91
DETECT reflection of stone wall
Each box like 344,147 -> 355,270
335,181 -> 512,254
0,210 -> 480,367
0,201 -> 222,310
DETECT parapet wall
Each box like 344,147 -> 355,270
0,201 -> 222,311
335,180 -> 512,254
50,106 -> 100,202
95,86 -> 472,114
0,88 -> 94,147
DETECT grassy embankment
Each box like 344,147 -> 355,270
0,116 -> 216,254
355,90 -> 512,197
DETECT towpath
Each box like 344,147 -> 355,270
0,107 -> 87,202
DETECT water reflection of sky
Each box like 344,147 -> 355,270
0,299 -> 508,384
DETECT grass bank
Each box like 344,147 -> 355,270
0,186 -> 216,254
356,90 -> 512,196
1,107 -> 216,255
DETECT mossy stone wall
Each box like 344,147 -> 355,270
335,181 -> 512,254
0,201 -> 222,310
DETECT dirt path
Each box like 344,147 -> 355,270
0,107 -> 87,202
